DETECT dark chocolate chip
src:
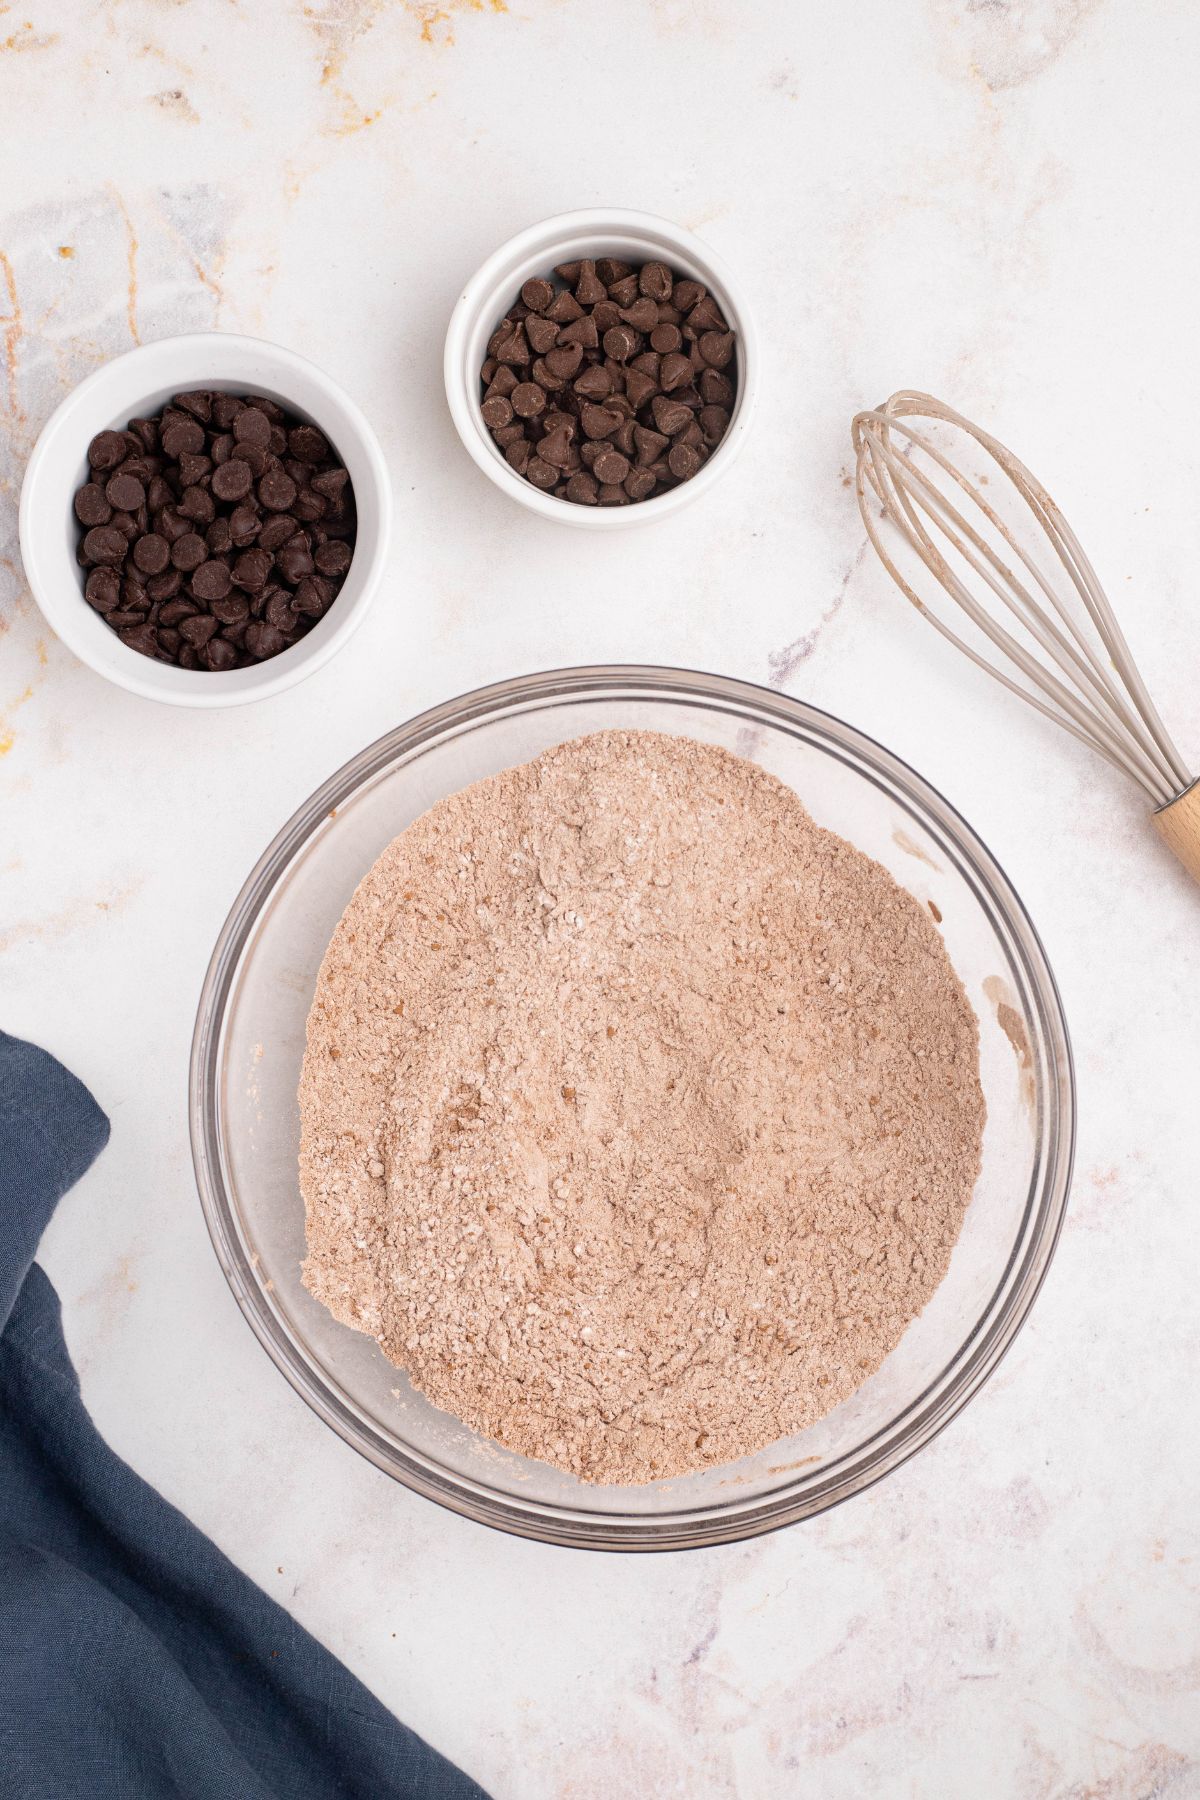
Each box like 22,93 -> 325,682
87,431 -> 127,471
74,483 -> 112,526
211,459 -> 254,502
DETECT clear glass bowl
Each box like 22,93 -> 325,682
190,666 -> 1074,1550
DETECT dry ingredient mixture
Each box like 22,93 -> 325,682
299,731 -> 984,1484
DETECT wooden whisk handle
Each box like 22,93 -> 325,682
1153,781 -> 1200,886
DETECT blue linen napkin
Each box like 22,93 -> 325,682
0,1027 -> 489,1800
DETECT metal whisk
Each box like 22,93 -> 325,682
851,391 -> 1200,885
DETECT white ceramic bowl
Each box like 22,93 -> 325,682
19,333 -> 391,708
443,209 -> 758,528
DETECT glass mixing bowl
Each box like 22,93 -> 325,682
190,666 -> 1073,1550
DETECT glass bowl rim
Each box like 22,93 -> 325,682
189,663 -> 1075,1551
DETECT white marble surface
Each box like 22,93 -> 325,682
3,2 -> 1200,1794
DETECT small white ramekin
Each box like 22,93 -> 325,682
443,208 -> 757,529
19,333 -> 391,708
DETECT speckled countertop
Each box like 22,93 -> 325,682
3,3 -> 1200,1795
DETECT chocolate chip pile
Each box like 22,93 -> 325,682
479,258 -> 736,507
74,392 -> 356,670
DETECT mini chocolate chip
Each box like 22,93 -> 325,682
525,315 -> 560,355
592,300 -> 621,333
257,514 -> 296,552
602,325 -> 638,362
564,471 -> 599,504
177,452 -> 212,488
130,532 -> 170,574
607,275 -> 639,307
180,612 -> 219,647
211,459 -> 253,502
235,442 -> 270,477
596,258 -> 634,285
545,290 -> 584,324
651,395 -> 692,436
493,325 -> 531,366
511,382 -> 547,419
620,298 -> 659,333
228,504 -> 261,545
119,622 -> 159,659
233,406 -> 272,448
526,456 -> 557,489
202,636 -> 238,670
211,394 -> 244,430
623,369 -> 658,411
314,539 -> 352,577
574,261 -> 606,305
243,394 -> 286,424
265,589 -> 297,632
672,279 -> 706,313
87,431 -> 127,471
171,532 -> 207,572
557,315 -> 600,350
545,343 -> 584,381
179,485 -> 216,523
505,438 -> 532,475
192,560 -> 234,602
592,448 -> 631,484
310,467 -> 348,500
624,468 -> 657,501
538,427 -> 573,470
161,418 -> 206,458
579,403 -> 621,440
159,599 -> 199,626
258,468 -> 298,511
147,570 -> 184,602
174,390 -> 213,422
633,424 -> 670,466
668,442 -> 702,481
287,424 -> 330,463
699,330 -> 735,369
81,525 -> 126,565
209,589 -> 250,625
521,277 -> 554,313
276,541 -> 315,584
244,621 -> 287,659
698,405 -> 731,445
574,366 -> 613,400
74,483 -> 112,526
597,483 -> 630,505
698,369 -> 734,408
232,548 -> 272,592
84,567 -> 121,612
639,262 -> 674,302
650,323 -> 683,354
291,489 -> 326,523
482,395 -> 513,429
157,506 -> 191,544
659,352 -> 694,391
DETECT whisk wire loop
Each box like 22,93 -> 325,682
852,392 -> 1191,810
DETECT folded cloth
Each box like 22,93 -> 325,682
0,1029 -> 489,1800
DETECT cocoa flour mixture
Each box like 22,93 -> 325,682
299,731 -> 984,1484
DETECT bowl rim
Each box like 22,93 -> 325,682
190,664 -> 1075,1550
18,330 -> 392,709
442,207 -> 759,529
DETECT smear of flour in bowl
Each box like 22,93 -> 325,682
298,730 -> 984,1484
